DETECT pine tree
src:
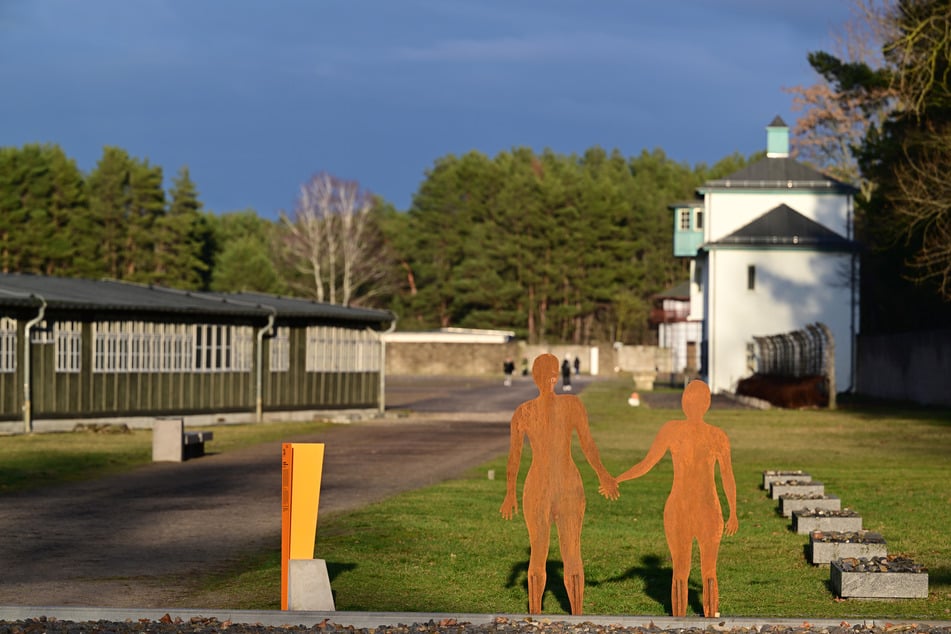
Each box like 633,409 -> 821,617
0,144 -> 93,276
152,166 -> 209,290
88,147 -> 133,280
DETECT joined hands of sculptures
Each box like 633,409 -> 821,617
499,369 -> 737,618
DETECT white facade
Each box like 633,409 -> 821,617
688,118 -> 859,396
700,248 -> 856,392
658,318 -> 703,373
705,191 -> 853,241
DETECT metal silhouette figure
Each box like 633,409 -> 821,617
616,379 -> 738,617
500,353 -> 618,615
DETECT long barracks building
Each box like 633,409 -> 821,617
0,273 -> 395,433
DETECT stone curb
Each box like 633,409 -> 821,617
2,607 -> 950,630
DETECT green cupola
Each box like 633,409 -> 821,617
766,115 -> 789,158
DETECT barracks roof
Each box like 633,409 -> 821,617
0,274 -> 395,326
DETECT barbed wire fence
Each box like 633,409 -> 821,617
747,322 -> 836,409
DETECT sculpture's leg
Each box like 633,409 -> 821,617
671,578 -> 688,618
526,523 -> 551,614
699,537 -> 721,617
561,538 -> 584,616
666,532 -> 691,617
702,577 -> 719,618
558,504 -> 586,615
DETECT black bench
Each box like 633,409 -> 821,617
182,430 -> 214,460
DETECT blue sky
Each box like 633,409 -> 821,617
1,1 -> 854,219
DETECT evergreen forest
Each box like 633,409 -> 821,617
0,141 -> 751,345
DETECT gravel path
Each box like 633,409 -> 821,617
0,374 -> 558,609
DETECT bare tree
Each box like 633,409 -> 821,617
891,123 -> 951,296
884,0 -> 951,116
784,0 -> 898,197
279,172 -> 386,306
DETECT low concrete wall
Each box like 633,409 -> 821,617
856,329 -> 951,407
386,340 -> 669,377
385,341 -> 520,376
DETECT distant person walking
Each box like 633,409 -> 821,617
561,356 -> 572,391
573,356 -> 581,375
503,357 -> 516,387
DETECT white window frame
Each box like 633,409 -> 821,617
306,326 -> 380,372
0,317 -> 16,373
679,209 -> 691,230
269,327 -> 290,372
193,324 -> 253,372
30,319 -> 54,344
55,321 -> 82,373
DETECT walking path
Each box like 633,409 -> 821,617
0,374 -> 562,608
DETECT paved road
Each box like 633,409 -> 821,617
0,374 -> 593,609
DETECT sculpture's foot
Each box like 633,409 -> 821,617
702,576 -> 719,617
671,578 -> 687,617
565,573 -> 584,615
528,572 -> 544,614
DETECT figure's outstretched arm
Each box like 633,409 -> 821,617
718,434 -> 739,535
616,424 -> 671,483
499,411 -> 524,519
573,401 -> 619,500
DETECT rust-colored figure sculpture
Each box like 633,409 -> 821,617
616,380 -> 738,618
500,353 -> 618,615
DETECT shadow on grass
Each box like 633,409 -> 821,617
327,561 -> 357,583
506,549 -> 571,613
928,565 -> 950,586
595,553 -> 703,617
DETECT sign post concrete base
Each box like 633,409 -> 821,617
288,558 -> 335,611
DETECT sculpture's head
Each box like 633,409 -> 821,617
532,353 -> 560,391
682,379 -> 711,419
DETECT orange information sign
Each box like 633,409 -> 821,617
280,442 -> 325,610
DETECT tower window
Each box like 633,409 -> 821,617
679,209 -> 691,230
747,265 -> 756,290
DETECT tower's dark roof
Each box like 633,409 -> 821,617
655,281 -> 691,298
707,204 -> 857,250
668,198 -> 703,210
768,115 -> 787,127
700,157 -> 857,193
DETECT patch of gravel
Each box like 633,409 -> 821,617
1,616 -> 950,634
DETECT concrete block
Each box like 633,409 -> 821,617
288,559 -> 335,611
793,509 -> 862,534
762,470 -> 811,490
809,531 -> 887,565
152,418 -> 184,462
779,494 -> 840,518
771,480 -> 823,500
831,557 -> 928,599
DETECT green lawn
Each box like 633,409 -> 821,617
303,379 -> 950,619
1,381 -> 948,619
